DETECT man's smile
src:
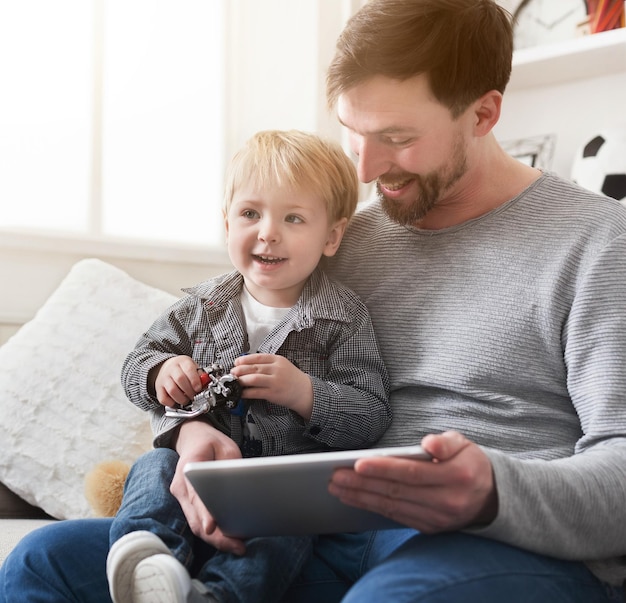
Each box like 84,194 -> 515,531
379,178 -> 414,192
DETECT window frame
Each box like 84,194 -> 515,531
0,0 -> 357,264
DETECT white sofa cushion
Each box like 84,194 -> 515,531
0,519 -> 57,566
0,259 -> 178,520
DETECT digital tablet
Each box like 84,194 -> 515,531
184,444 -> 431,538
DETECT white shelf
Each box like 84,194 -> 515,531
508,27 -> 626,91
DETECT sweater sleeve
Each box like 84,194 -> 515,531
478,443 -> 626,560
471,235 -> 626,584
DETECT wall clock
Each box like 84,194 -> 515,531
512,0 -> 589,50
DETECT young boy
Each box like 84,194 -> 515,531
106,130 -> 391,603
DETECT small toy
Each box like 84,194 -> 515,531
85,364 -> 242,517
165,363 -> 242,419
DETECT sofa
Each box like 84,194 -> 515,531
0,258 -> 180,564
3,259 -> 625,597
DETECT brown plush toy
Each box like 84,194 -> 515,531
84,460 -> 130,517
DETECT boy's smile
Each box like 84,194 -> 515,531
225,184 -> 345,307
252,254 -> 286,266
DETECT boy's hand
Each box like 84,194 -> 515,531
152,355 -> 204,408
231,353 -> 314,420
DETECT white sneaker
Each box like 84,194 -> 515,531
106,531 -> 172,603
132,553 -> 214,603
107,530 -> 215,603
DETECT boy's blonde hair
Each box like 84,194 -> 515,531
223,130 -> 359,224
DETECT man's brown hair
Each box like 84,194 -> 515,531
327,0 -> 513,117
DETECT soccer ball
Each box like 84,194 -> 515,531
571,128 -> 626,202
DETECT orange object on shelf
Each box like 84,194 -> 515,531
587,0 -> 625,33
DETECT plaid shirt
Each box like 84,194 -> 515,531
121,268 -> 391,455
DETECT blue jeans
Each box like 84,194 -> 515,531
1,454 -> 623,602
110,448 -> 312,603
286,531 -> 625,603
2,525 -> 622,603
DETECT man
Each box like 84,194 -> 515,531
1,1 -> 625,602
296,0 -> 626,601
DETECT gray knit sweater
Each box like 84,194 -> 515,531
326,171 -> 626,586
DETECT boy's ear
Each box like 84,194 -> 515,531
223,209 -> 229,238
323,217 -> 348,257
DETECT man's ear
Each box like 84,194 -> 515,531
473,90 -> 502,137
322,217 -> 348,257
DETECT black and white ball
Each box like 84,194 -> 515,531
571,128 -> 626,203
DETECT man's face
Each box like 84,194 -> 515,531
337,74 -> 471,228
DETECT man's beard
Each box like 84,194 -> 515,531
378,136 -> 468,227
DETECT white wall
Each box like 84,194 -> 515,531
492,1 -> 626,178
0,232 -> 232,343
2,1 -> 624,337
223,0 -> 355,158
495,71 -> 626,179
0,0 -> 353,335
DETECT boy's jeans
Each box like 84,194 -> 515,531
110,447 -> 312,603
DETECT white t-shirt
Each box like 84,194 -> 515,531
239,286 -> 291,453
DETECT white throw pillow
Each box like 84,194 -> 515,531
0,258 -> 179,519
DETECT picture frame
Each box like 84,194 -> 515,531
500,133 -> 556,169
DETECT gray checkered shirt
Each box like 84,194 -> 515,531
121,268 -> 391,455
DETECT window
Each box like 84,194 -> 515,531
0,0 -> 224,247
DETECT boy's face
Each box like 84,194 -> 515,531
224,183 -> 346,307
